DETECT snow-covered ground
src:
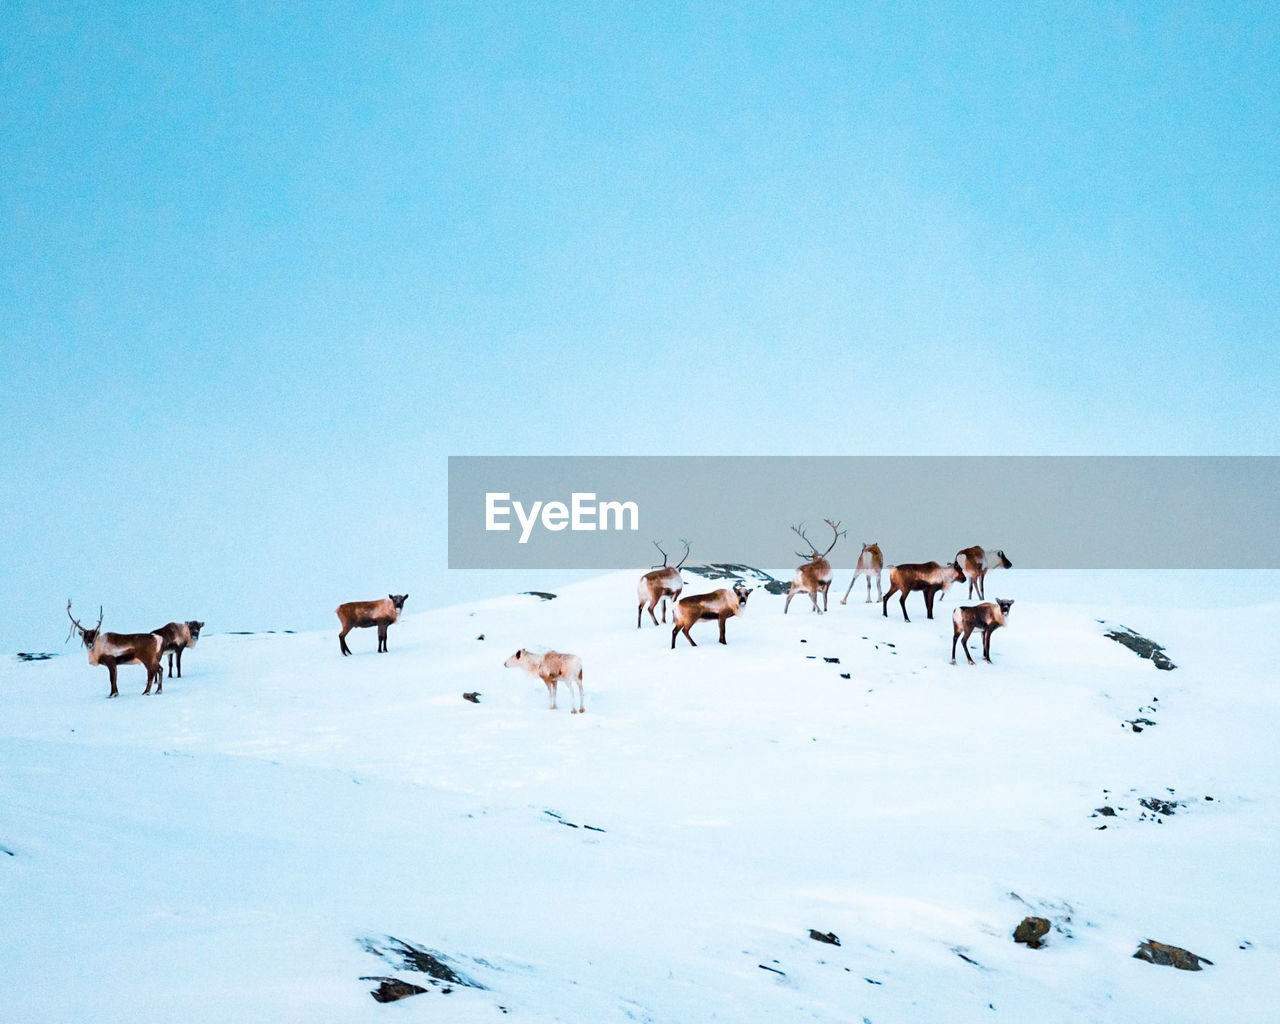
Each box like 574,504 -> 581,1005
2,569 -> 1278,1023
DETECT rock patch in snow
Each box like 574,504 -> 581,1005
1133,939 -> 1213,971
1102,624 -> 1176,670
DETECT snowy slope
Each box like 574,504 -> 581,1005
2,570 -> 1278,1023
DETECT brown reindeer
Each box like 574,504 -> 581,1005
951,599 -> 1014,665
66,601 -> 165,697
784,520 -> 844,614
336,594 -> 408,655
672,582 -> 752,648
841,542 -> 884,604
881,561 -> 966,622
637,539 -> 689,628
153,620 -> 204,678
955,546 -> 1013,600
504,649 -> 585,713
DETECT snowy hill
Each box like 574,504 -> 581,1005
2,570 -> 1278,1022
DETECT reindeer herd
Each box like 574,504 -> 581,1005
63,527 -> 1014,707
634,524 -> 1016,670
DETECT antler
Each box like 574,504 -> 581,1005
792,520 -> 845,560
791,522 -> 818,559
674,539 -> 691,570
66,600 -> 100,642
820,519 -> 846,558
651,540 -> 669,568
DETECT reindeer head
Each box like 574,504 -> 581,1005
947,560 -> 966,582
389,594 -> 408,612
733,582 -> 752,609
995,550 -> 1012,569
996,598 -> 1014,617
66,601 -> 103,649
187,621 -> 205,645
504,649 -> 529,668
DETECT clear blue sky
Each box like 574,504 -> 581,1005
2,2 -> 1277,652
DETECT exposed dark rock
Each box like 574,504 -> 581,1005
476,634 -> 485,640
758,963 -> 786,976
544,809 -> 606,832
463,692 -> 481,703
359,936 -> 485,989
823,657 -> 840,664
16,652 -> 56,662
809,929 -> 840,945
1133,939 -> 1212,970
521,592 -> 557,601
1140,796 -> 1180,816
1103,625 -> 1176,670
1095,806 -> 1117,817
840,673 -> 851,679
362,976 -> 427,1002
684,563 -> 791,595
1013,917 -> 1051,948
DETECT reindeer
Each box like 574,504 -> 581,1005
504,649 -> 585,713
951,599 -> 1014,665
153,620 -> 204,678
881,560 -> 966,622
637,539 -> 690,628
841,542 -> 884,604
784,520 -> 844,614
66,601 -> 165,697
672,583 -> 752,648
335,594 -> 408,655
955,546 -> 1013,600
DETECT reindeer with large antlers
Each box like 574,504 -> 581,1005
637,539 -> 690,628
66,601 -> 166,697
784,519 -> 845,614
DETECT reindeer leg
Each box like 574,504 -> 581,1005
899,591 -> 910,622
977,572 -> 986,601
962,628 -> 976,665
822,581 -> 831,612
951,628 -> 960,664
167,651 -> 174,678
105,659 -> 119,698
572,669 -> 584,713
671,625 -> 680,649
882,586 -> 897,618
841,574 -> 856,604
874,574 -> 882,602
784,588 -> 795,614
545,678 -> 557,710
983,629 -> 992,663
924,586 -> 936,620
718,612 -> 728,645
339,627 -> 352,656
153,663 -> 163,695
649,599 -> 661,627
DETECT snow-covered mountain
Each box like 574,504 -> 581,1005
2,570 -> 1277,1022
